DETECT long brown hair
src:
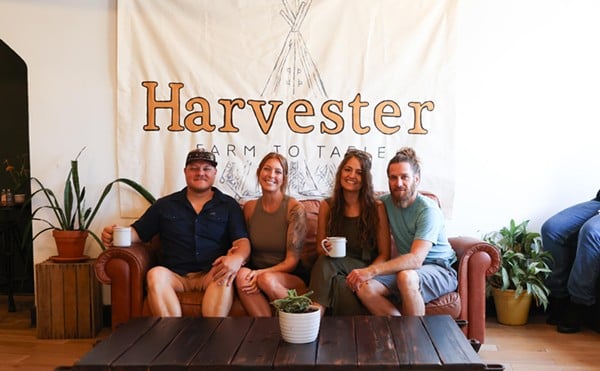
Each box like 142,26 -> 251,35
328,149 -> 378,249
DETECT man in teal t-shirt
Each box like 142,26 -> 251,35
347,147 -> 457,316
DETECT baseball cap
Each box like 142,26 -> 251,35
185,149 -> 217,167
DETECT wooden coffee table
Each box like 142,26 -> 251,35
72,315 -> 489,370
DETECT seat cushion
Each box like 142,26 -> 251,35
425,291 -> 461,318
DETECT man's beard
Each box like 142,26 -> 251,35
391,182 -> 417,208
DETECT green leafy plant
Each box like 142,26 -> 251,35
271,289 -> 315,313
483,219 -> 553,310
26,147 -> 156,251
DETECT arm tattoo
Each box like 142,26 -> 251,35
287,203 -> 307,258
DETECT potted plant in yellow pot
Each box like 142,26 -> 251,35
26,147 -> 155,262
271,289 -> 321,344
484,219 -> 553,325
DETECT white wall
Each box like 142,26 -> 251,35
1,0 -> 599,267
453,0 -> 600,237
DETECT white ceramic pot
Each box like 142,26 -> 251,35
278,306 -> 321,344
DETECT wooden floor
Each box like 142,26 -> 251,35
0,295 -> 110,371
481,314 -> 600,370
0,295 -> 599,370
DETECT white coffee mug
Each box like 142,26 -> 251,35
113,226 -> 131,247
321,236 -> 347,258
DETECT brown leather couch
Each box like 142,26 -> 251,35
94,194 -> 500,343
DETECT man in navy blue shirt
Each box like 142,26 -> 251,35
102,149 -> 250,317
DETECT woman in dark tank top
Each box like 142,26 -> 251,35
234,152 -> 308,316
308,149 -> 390,315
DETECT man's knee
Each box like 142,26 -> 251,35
541,216 -> 565,241
396,270 -> 419,293
541,219 -> 552,237
580,221 -> 600,245
147,266 -> 173,288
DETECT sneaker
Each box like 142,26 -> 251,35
557,301 -> 590,334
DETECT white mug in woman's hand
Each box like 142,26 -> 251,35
320,236 -> 346,258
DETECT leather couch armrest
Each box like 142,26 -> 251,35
449,236 -> 501,343
94,242 -> 159,329
94,243 -> 157,284
450,236 -> 501,277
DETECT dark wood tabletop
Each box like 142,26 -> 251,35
72,314 -> 489,370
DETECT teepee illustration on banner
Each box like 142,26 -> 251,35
262,0 -> 327,99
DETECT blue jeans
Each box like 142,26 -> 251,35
541,199 -> 600,305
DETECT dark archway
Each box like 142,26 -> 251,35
0,39 -> 33,303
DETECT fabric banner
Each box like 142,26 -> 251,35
117,0 -> 456,217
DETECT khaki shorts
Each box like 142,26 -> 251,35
180,271 -> 210,292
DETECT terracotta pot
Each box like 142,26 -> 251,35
52,230 -> 88,259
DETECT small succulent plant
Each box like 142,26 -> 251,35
271,289 -> 314,313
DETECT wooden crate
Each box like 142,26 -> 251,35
36,259 -> 102,339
